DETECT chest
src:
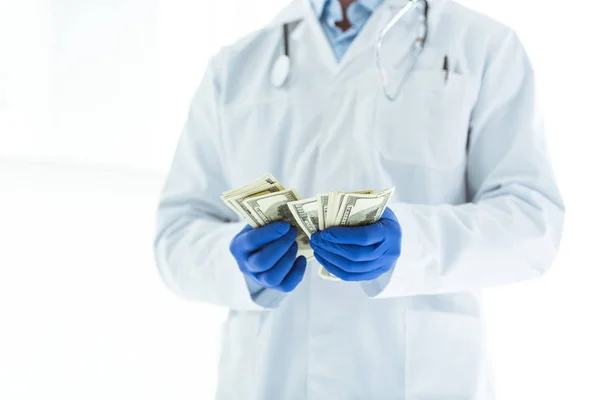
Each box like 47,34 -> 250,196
217,17 -> 481,202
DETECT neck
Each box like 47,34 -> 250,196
335,0 -> 359,32
338,0 -> 358,10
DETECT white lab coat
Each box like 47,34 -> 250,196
154,0 -> 565,398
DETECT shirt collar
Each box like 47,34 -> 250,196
311,0 -> 329,18
310,0 -> 383,19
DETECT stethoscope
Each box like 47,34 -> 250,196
271,0 -> 429,101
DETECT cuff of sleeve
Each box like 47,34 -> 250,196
244,276 -> 287,309
361,202 -> 430,299
214,222 -> 285,310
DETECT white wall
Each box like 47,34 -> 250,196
0,162 -> 225,399
1,0 -> 599,399
0,0 -> 284,171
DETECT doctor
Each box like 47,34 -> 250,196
154,0 -> 564,398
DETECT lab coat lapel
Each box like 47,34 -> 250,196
273,0 -> 450,77
300,0 -> 342,74
273,0 -> 339,74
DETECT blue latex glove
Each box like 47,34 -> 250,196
310,208 -> 402,281
230,222 -> 307,293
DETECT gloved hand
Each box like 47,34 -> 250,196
310,208 -> 402,282
230,222 -> 307,293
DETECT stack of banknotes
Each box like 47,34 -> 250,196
221,174 -> 394,280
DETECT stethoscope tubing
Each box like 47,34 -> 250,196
273,0 -> 429,99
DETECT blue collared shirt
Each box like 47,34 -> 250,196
310,0 -> 384,61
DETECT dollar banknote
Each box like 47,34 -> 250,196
222,174 -> 393,280
316,194 -> 329,231
325,191 -> 341,229
318,267 -> 339,280
221,173 -> 283,197
242,189 -> 313,259
290,196 -> 337,280
333,188 -> 395,227
321,190 -> 375,229
288,198 -> 320,238
221,174 -> 286,227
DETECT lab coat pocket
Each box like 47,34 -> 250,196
372,70 -> 472,170
405,310 -> 482,399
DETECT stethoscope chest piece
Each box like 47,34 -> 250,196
271,55 -> 291,88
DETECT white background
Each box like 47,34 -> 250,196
1,0 -> 598,399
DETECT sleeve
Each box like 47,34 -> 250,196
153,55 -> 286,310
362,30 -> 565,298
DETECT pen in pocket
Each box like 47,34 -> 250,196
443,55 -> 450,84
